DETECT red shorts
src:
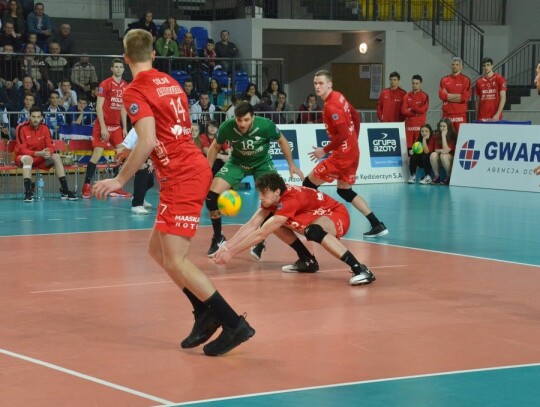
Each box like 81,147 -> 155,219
92,123 -> 124,149
15,155 -> 52,170
154,168 -> 212,237
286,203 -> 350,239
313,154 -> 359,184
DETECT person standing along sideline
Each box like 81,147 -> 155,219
92,29 -> 255,357
401,74 -> 429,150
81,59 -> 131,199
377,71 -> 406,123
439,57 -> 471,133
305,70 -> 388,238
475,57 -> 507,122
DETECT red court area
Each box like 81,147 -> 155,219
2,227 -> 540,406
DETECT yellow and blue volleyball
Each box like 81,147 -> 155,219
412,141 -> 423,154
218,190 -> 242,216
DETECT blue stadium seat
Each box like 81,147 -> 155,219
190,26 -> 208,53
212,69 -> 229,88
171,70 -> 189,86
234,70 -> 249,81
177,26 -> 189,43
234,79 -> 250,96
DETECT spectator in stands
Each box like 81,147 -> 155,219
190,122 -> 204,152
45,41 -> 67,88
26,2 -> 52,43
201,38 -> 217,73
71,55 -> 98,96
86,81 -> 98,111
439,56 -> 471,133
190,91 -> 215,129
254,96 -> 281,124
57,78 -> 77,110
155,28 -> 178,73
401,74 -> 429,150
215,30 -> 238,73
19,0 -> 33,19
242,82 -> 260,105
66,94 -> 93,125
408,124 -> 434,185
0,20 -> 21,50
0,43 -> 22,99
208,78 -> 226,112
160,15 -> 179,41
183,78 -> 198,107
262,79 -> 282,105
129,11 -> 157,43
43,89 -> 65,137
377,71 -> 406,122
13,75 -> 41,111
200,119 -> 230,175
296,93 -> 321,124
21,42 -> 53,100
2,0 -> 25,38
15,106 -> 78,202
274,91 -> 294,124
430,118 -> 456,185
475,57 -> 507,122
225,95 -> 239,120
15,92 -> 34,127
47,23 -> 76,55
178,30 -> 196,59
26,32 -> 44,53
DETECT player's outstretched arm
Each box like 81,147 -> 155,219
207,139 -> 222,168
277,134 -> 304,180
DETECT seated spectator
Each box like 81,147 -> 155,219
26,32 -> 44,53
297,93 -> 322,124
65,94 -> 93,125
13,76 -> 41,111
215,30 -> 238,73
0,43 -> 22,100
43,90 -> 65,137
57,78 -> 77,110
262,79 -> 282,105
71,56 -> 98,96
14,92 -> 35,133
21,42 -> 53,100
190,92 -> 215,129
430,118 -> 456,185
86,81 -> 98,111
128,10 -> 157,43
26,2 -> 52,43
0,20 -> 21,50
45,41 -> 68,88
242,82 -> 261,106
274,91 -> 294,124
201,38 -> 217,73
408,124 -> 434,185
191,122 -> 203,152
47,23 -> 76,55
160,15 -> 179,42
155,28 -> 178,72
208,78 -> 226,112
178,31 -> 196,65
200,119 -> 230,175
15,106 -> 78,202
183,78 -> 198,107
225,95 -> 239,120
2,0 -> 25,38
254,96 -> 281,124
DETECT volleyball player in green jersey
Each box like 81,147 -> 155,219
206,102 -> 318,272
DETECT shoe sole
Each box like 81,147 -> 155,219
281,267 -> 319,273
363,229 -> 389,238
82,195 -> 91,199
203,327 -> 255,356
350,276 -> 376,286
250,251 -> 262,261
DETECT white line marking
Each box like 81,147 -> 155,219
163,362 -> 540,406
20,219 -> 33,223
0,348 -> 173,405
47,218 -> 62,221
30,280 -> 172,294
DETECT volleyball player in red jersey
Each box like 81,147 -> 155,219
213,173 -> 376,286
438,56 -> 471,133
82,58 -> 131,198
401,74 -> 429,149
304,70 -> 388,238
92,29 -> 254,357
475,57 -> 507,122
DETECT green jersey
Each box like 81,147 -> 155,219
217,116 -> 281,169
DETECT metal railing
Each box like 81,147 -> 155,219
454,0 -> 506,25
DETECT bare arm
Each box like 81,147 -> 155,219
277,134 -> 304,180
207,139 -> 222,168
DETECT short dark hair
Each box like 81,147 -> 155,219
49,90 -> 60,98
255,173 -> 286,195
29,106 -> 42,115
206,39 -> 214,45
235,101 -> 254,117
412,74 -> 423,82
389,71 -> 400,80
111,58 -> 124,66
482,57 -> 494,65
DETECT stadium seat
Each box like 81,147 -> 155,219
212,69 -> 229,88
171,70 -> 189,86
190,26 -> 208,53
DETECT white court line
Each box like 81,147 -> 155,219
162,362 -> 540,406
30,280 -> 172,294
0,348 -> 173,405
47,218 -> 62,221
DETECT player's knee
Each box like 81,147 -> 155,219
304,224 -> 327,244
337,188 -> 357,203
302,177 -> 319,190
205,190 -> 220,211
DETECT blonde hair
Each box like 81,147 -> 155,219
123,29 -> 153,63
315,69 -> 332,81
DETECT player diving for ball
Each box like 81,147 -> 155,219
205,101 -> 307,266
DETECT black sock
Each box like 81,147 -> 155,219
366,212 -> 380,227
211,217 -> 222,238
182,288 -> 207,315
205,291 -> 240,328
85,161 -> 97,184
290,238 -> 312,259
59,176 -> 68,193
341,250 -> 362,270
23,178 -> 31,193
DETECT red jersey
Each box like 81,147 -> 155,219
475,73 -> 507,121
401,90 -> 430,147
439,73 -> 471,116
433,133 -> 456,154
266,184 -> 349,237
122,68 -> 208,187
377,87 -> 407,122
322,90 -> 360,160
97,76 -> 128,126
15,122 -> 53,157
199,133 -> 229,151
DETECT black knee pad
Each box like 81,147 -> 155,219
337,188 -> 357,203
302,177 -> 319,190
304,224 -> 327,244
205,190 -> 220,211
